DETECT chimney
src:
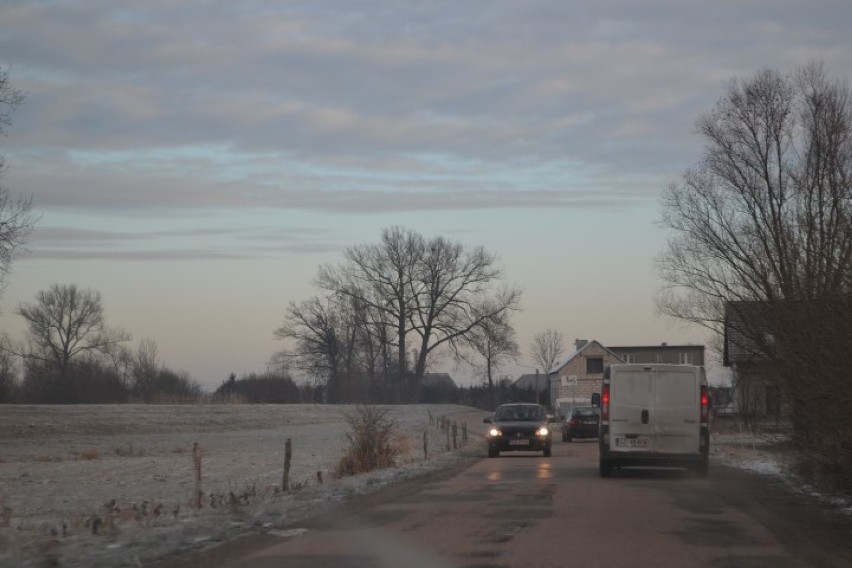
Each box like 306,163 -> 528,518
575,338 -> 588,351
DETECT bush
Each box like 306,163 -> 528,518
335,406 -> 402,477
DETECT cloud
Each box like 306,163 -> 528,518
2,0 -> 852,218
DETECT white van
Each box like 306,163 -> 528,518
598,364 -> 710,477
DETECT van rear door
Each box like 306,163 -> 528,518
609,367 -> 655,452
652,368 -> 700,454
609,365 -> 700,454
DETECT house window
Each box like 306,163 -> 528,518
586,357 -> 604,374
622,354 -> 635,364
679,352 -> 693,365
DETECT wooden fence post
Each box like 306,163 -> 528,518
452,421 -> 458,449
423,430 -> 428,459
283,438 -> 292,492
192,442 -> 203,509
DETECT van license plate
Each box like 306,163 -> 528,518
616,438 -> 648,448
509,439 -> 530,446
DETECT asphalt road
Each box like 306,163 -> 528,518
157,432 -> 852,568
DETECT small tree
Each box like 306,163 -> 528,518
529,329 -> 565,376
466,313 -> 519,392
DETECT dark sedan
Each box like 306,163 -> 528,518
562,406 -> 600,442
484,403 -> 553,457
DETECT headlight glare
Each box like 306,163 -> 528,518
537,427 -> 549,437
488,427 -> 502,437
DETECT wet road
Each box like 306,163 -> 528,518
158,437 -> 852,568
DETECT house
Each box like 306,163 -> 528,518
723,302 -> 784,420
547,339 -> 623,411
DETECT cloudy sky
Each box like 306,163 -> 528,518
2,0 -> 851,388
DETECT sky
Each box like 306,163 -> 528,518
1,0 -> 851,389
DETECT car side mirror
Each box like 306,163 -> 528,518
483,417 -> 492,424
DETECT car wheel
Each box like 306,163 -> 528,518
561,431 -> 567,442
565,435 -> 573,443
488,446 -> 499,458
599,458 -> 613,478
543,446 -> 552,458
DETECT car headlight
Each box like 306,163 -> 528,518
537,427 -> 550,437
488,428 -> 502,437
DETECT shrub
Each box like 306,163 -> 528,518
79,449 -> 99,460
335,406 -> 402,477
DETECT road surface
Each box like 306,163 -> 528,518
156,431 -> 852,568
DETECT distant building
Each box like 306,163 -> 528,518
512,373 -> 548,393
548,339 -> 622,406
421,373 -> 458,389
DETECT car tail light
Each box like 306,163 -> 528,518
570,418 -> 579,426
700,385 -> 709,424
601,385 -> 610,421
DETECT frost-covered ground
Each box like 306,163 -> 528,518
2,407 -> 850,568
0,404 -> 487,568
711,423 -> 852,517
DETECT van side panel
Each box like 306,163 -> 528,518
652,369 -> 700,454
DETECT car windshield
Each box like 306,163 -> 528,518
495,405 -> 544,421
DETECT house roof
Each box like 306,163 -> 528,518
422,373 -> 458,389
512,374 -> 548,391
549,340 -> 624,374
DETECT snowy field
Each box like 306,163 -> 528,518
1,407 -> 850,568
0,404 -> 488,568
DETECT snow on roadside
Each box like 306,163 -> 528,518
712,431 -> 852,518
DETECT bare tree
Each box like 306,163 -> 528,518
657,62 -> 852,489
317,227 -> 421,382
316,227 -> 521,400
275,296 -> 344,400
466,313 -> 519,390
0,67 -> 35,289
529,328 -> 565,377
16,284 -> 131,376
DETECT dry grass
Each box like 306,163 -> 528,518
79,449 -> 99,461
335,406 -> 403,477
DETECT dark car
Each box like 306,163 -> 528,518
484,403 -> 553,458
562,406 -> 600,442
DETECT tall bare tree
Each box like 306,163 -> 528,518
0,67 -> 35,289
317,227 -> 521,399
317,227 -> 421,383
16,284 -> 131,376
657,62 -> 852,489
529,328 -> 565,377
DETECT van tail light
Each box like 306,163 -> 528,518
601,385 -> 610,421
700,385 -> 709,424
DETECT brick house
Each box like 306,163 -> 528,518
547,339 -> 622,409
